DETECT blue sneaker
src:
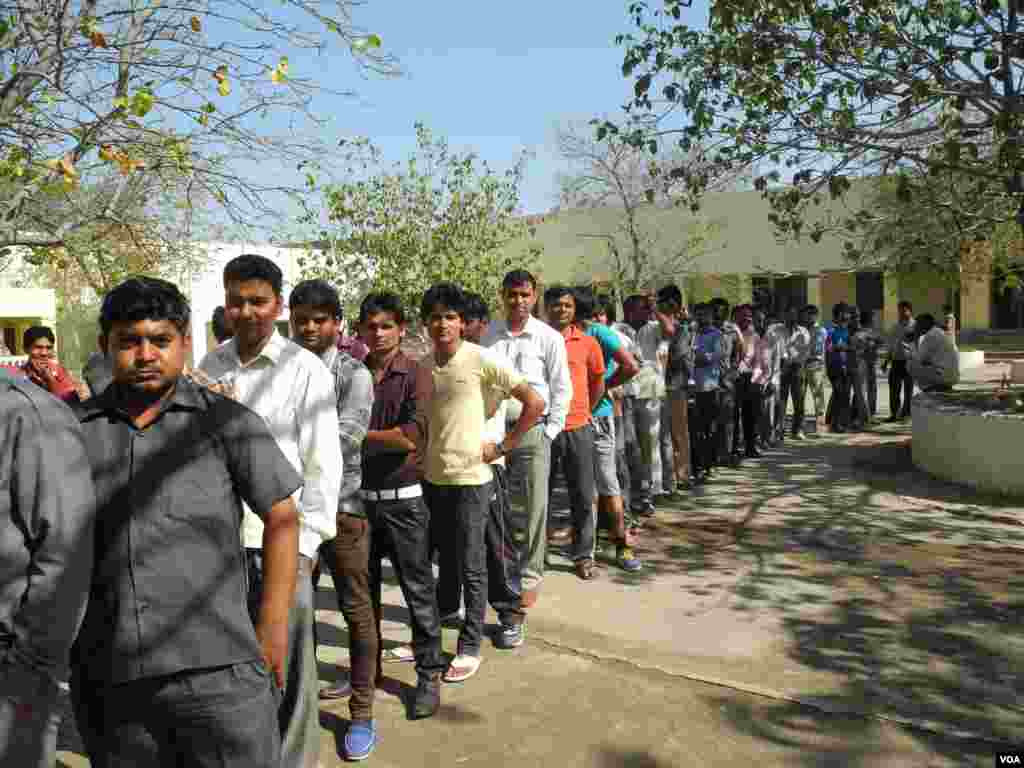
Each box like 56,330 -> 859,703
345,719 -> 376,762
616,545 -> 642,573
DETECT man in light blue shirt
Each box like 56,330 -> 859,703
573,287 -> 641,573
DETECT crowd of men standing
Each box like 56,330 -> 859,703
0,254 -> 960,767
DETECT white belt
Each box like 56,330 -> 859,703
359,484 -> 422,501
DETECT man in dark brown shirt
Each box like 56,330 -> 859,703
70,277 -> 302,768
358,292 -> 446,719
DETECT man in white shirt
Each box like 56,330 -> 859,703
909,313 -> 960,392
482,270 -> 571,617
633,303 -> 675,510
199,254 -> 341,768
767,305 -> 812,441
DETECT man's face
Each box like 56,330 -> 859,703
102,319 -> 188,398
360,311 -> 404,357
657,299 -> 679,319
225,279 -> 283,349
503,281 -> 536,324
426,305 -> 464,349
785,306 -> 799,325
696,306 -> 712,327
899,305 -> 913,323
290,304 -> 340,356
712,303 -> 727,326
464,316 -> 488,344
27,337 -> 55,364
595,310 -> 608,326
545,293 -> 576,330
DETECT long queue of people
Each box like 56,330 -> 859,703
0,255 -> 959,768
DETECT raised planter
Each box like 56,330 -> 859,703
912,391 -> 1024,496
958,349 -> 985,371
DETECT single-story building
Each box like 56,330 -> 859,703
522,187 -> 1003,331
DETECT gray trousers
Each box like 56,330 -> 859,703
0,656 -> 61,768
630,397 -> 675,504
248,551 -> 320,768
505,424 -> 551,594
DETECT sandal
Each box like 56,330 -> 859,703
381,645 -> 415,664
443,654 -> 482,683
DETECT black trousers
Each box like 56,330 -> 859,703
692,391 -> 720,473
434,465 -> 524,626
827,370 -> 851,430
549,425 -> 597,562
889,359 -> 914,417
779,363 -> 806,436
736,374 -> 761,453
366,496 -> 445,676
424,481 -> 492,657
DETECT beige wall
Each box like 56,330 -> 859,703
820,272 -> 855,317
894,271 -> 949,321
961,268 -> 992,330
684,273 -> 749,305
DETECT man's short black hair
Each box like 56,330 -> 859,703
624,293 -> 647,309
100,277 -> 191,337
596,294 -> 616,323
832,302 -> 848,320
223,253 -> 284,296
916,312 -> 936,334
572,285 -> 596,322
358,291 -> 406,325
802,304 -> 820,316
211,306 -> 232,343
502,269 -> 537,292
421,282 -> 467,321
289,279 -> 342,319
543,285 -> 574,305
656,285 -> 683,307
860,309 -> 874,326
463,292 -> 490,323
22,325 -> 55,350
710,297 -> 730,310
898,299 -> 913,312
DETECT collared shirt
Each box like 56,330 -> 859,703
0,369 -> 95,684
320,346 -> 374,503
483,315 -> 571,440
560,325 -> 604,431
199,330 -> 341,559
750,332 -> 778,386
806,323 -> 828,367
737,326 -> 759,374
887,319 -> 917,361
693,326 -> 723,391
768,323 -> 811,367
73,377 -> 302,684
666,320 -> 693,392
363,351 -> 420,491
716,321 -> 742,387
826,326 -> 851,371
634,321 -> 669,399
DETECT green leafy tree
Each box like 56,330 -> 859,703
607,0 -> 1024,272
0,0 -> 395,251
295,123 -> 543,316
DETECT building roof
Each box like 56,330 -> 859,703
525,186 -> 866,287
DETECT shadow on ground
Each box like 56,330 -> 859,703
586,424 -> 1024,759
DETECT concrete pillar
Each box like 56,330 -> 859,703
807,276 -> 822,314
882,273 -> 900,330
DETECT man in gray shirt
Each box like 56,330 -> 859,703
70,277 -> 301,767
0,369 -> 95,768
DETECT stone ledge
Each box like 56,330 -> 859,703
912,392 -> 1024,496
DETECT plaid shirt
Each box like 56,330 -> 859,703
321,346 -> 374,503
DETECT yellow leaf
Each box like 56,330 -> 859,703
217,78 -> 230,97
190,15 -> 201,32
271,69 -> 283,84
99,145 -> 116,161
90,30 -> 108,48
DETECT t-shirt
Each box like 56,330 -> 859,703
416,341 -> 525,486
585,323 -> 623,418
561,325 -> 605,431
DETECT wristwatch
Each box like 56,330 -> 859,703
495,440 -> 507,457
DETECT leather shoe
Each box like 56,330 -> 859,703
411,672 -> 441,719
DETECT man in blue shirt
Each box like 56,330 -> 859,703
573,287 -> 641,573
691,304 -> 723,481
826,303 -> 852,432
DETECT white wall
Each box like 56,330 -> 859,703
187,242 -> 306,364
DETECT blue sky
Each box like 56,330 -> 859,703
278,1 -> 707,216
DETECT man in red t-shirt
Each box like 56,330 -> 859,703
19,326 -> 85,404
543,286 -> 605,580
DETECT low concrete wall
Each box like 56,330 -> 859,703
958,350 -> 985,371
912,393 -> 1024,496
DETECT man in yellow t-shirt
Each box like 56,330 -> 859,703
415,282 -> 544,685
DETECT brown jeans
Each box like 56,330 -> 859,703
668,391 -> 691,482
319,500 -> 378,721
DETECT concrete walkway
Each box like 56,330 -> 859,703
57,373 -> 1024,767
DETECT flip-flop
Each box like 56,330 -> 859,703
381,645 -> 415,664
442,654 -> 482,683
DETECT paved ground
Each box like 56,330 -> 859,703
57,366 -> 1024,767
